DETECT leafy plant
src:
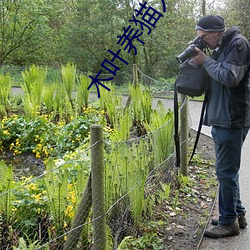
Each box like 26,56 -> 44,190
99,82 -> 123,128
158,182 -> 171,203
145,100 -> 175,164
21,65 -> 47,118
43,84 -> 56,114
117,233 -> 163,250
60,63 -> 76,103
12,176 -> 49,241
13,237 -> 42,250
76,74 -> 90,112
0,161 -> 15,222
0,73 -> 12,117
129,84 -> 153,129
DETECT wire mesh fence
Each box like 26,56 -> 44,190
0,65 -> 191,249
0,116 -> 190,249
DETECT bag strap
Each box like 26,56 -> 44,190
174,80 -> 180,168
188,91 -> 208,164
174,80 -> 208,168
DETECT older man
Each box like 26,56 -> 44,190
192,15 -> 250,238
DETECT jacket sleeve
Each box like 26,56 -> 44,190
203,37 -> 250,87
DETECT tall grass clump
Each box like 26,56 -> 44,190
145,100 -> 175,164
99,82 -> 122,128
76,74 -> 90,113
0,73 -> 12,117
61,63 -> 76,103
21,65 -> 47,118
129,84 -> 153,135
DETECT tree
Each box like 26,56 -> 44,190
220,0 -> 250,39
0,0 -> 51,65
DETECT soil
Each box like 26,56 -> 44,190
0,152 -> 45,180
158,130 -> 217,250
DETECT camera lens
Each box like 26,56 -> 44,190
176,44 -> 198,63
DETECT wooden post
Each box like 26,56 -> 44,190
91,124 -> 106,250
133,64 -> 138,86
63,175 -> 92,250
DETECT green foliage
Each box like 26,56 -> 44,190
109,109 -> 132,141
129,84 -> 153,126
13,235 -> 47,250
0,0 -> 52,65
117,233 -> 163,250
0,161 -> 14,222
0,108 -> 102,158
158,182 -> 171,203
0,73 -> 12,116
12,176 -> 48,240
43,159 -> 69,230
43,85 -> 56,113
0,0 -> 229,80
99,82 -> 123,128
21,65 -> 47,118
105,136 -> 153,227
76,74 -> 91,111
145,100 -> 175,163
0,79 -> 179,248
61,63 -> 76,101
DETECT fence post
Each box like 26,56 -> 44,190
91,124 -> 106,250
180,94 -> 188,176
63,175 -> 92,250
133,64 -> 138,86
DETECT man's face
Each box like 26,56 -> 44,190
196,30 -> 221,49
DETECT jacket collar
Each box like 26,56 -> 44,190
212,26 -> 241,58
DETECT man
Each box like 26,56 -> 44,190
192,15 -> 250,238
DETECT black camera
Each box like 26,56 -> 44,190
176,36 -> 208,63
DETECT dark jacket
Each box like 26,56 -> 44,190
203,26 -> 250,128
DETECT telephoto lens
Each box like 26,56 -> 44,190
176,36 -> 208,63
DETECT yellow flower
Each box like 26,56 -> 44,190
32,193 -> 42,201
65,205 -> 74,218
3,130 -> 9,135
43,147 -> 49,157
100,110 -> 106,115
14,149 -> 22,155
36,152 -> 41,159
71,195 -> 76,204
26,183 -> 37,191
12,207 -> 17,212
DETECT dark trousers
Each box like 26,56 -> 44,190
211,126 -> 249,225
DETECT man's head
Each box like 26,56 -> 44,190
195,15 -> 225,49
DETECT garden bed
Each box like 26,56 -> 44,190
0,130 -> 217,250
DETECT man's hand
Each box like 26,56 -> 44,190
192,47 -> 207,64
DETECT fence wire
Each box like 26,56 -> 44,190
137,67 -> 175,96
0,68 -> 192,250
